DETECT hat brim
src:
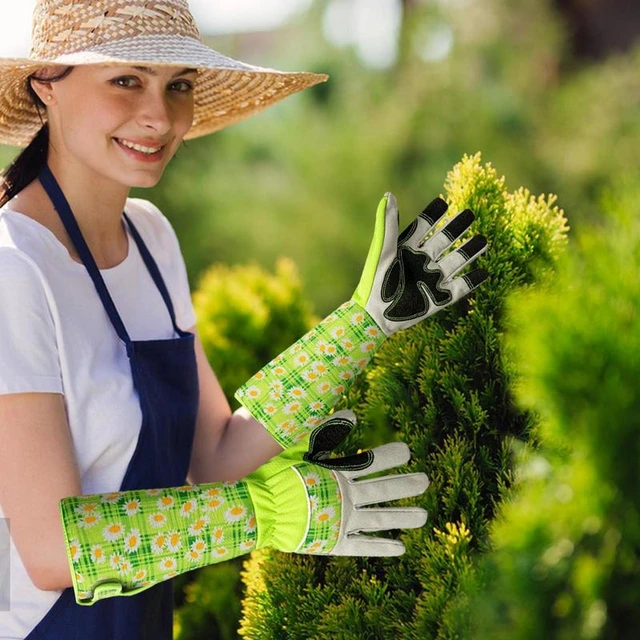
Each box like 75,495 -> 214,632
0,34 -> 328,148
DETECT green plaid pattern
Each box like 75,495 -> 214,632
60,481 -> 257,605
235,300 -> 386,448
293,463 -> 343,555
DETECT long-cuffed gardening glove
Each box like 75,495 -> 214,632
59,411 -> 428,605
235,193 -> 489,448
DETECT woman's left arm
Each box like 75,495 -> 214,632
185,325 -> 284,485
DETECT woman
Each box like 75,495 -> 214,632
0,1 -> 485,638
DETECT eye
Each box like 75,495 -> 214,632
111,76 -> 139,88
170,80 -> 194,93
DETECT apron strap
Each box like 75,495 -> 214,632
123,211 -> 188,338
38,164 -> 189,351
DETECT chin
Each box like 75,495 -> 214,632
127,171 -> 165,189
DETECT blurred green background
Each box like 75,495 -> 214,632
2,1 -> 638,637
3,0 -> 637,316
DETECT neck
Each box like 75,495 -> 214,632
43,152 -> 130,257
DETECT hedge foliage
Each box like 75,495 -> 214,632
236,153 -> 569,639
191,257 -> 318,406
464,177 -> 640,639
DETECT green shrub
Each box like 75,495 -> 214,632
464,176 -> 640,639
174,560 -> 244,640
191,257 -> 318,406
237,153 -> 569,639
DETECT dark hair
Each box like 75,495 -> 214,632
0,66 -> 74,208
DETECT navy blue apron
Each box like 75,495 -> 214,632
26,165 -> 200,639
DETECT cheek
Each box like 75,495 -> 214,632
175,99 -> 195,135
60,93 -> 129,142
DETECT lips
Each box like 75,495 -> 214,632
113,137 -> 166,162
114,137 -> 166,153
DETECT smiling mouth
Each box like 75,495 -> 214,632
114,138 -> 166,154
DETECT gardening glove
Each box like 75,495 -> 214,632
235,193 -> 489,448
59,411 -> 428,606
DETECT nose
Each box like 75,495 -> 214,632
136,89 -> 173,136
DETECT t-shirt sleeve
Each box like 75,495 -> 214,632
0,250 -> 64,395
136,200 -> 197,331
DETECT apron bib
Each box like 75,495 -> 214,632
26,165 -> 199,639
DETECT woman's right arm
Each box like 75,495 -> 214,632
0,391 -> 80,591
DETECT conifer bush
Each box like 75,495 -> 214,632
237,153 -> 570,639
463,177 -> 640,639
173,562 -> 244,640
191,257 -> 318,404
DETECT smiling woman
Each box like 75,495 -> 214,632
0,1 -> 448,639
0,1 -> 331,639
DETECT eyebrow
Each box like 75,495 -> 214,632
129,66 -> 199,78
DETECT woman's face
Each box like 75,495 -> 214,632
34,64 -> 197,189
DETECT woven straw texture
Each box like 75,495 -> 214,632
0,0 -> 328,147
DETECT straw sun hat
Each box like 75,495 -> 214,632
0,0 -> 329,148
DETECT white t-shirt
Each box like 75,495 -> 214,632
0,197 -> 197,639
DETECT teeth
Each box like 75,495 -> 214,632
117,139 -> 162,154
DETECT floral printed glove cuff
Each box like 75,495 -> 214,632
235,300 -> 385,449
59,415 -> 428,605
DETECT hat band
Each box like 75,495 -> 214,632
30,0 -> 200,60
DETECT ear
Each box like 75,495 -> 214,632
29,79 -> 53,105
29,66 -> 60,105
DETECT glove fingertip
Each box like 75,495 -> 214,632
386,541 -> 406,557
465,267 -> 490,290
418,473 -> 430,495
396,441 -> 411,464
415,508 -> 429,528
421,197 -> 449,225
329,408 -> 357,424
370,441 -> 411,467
